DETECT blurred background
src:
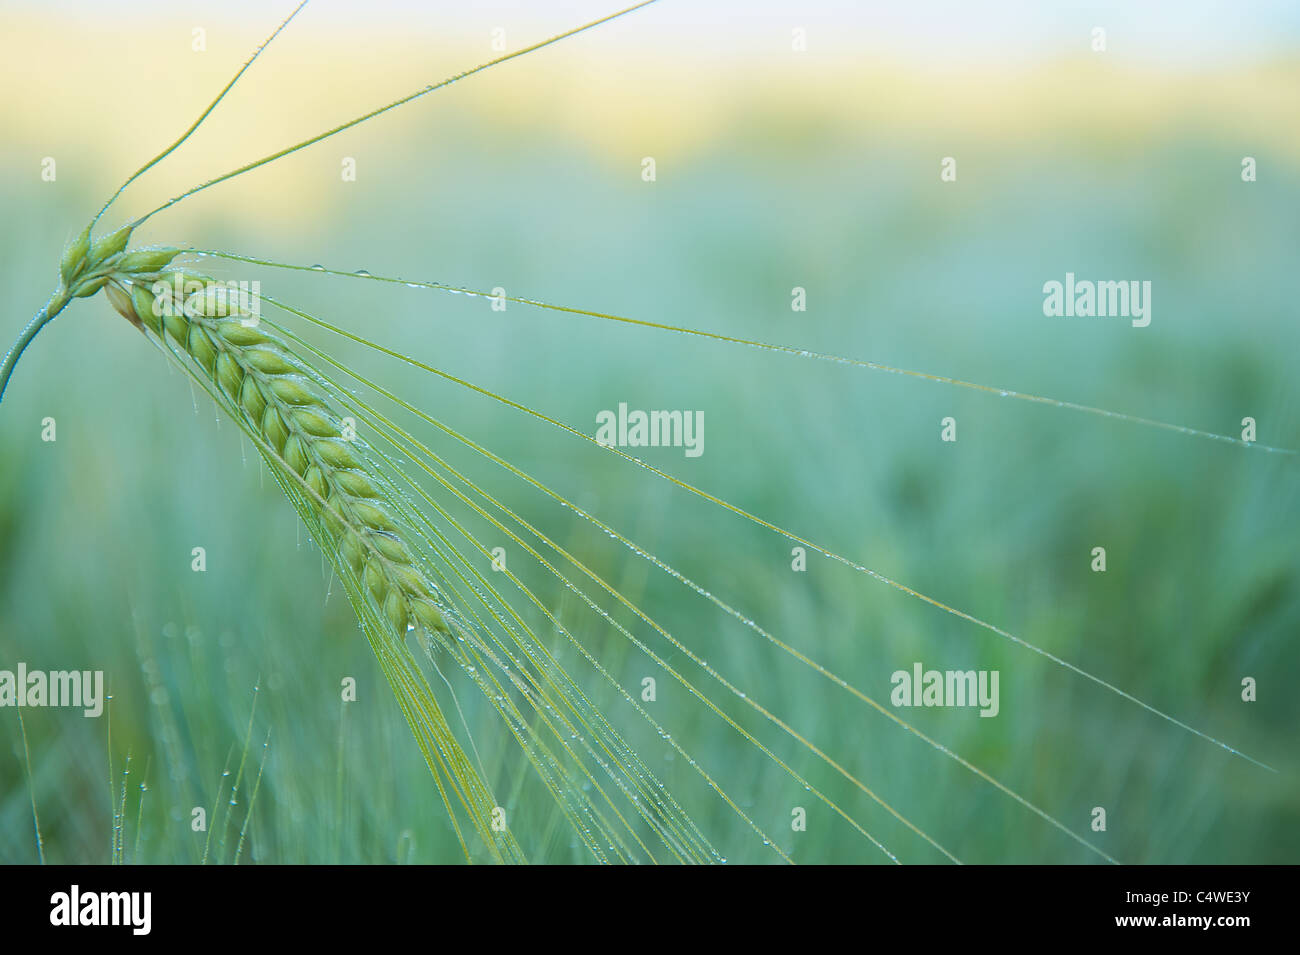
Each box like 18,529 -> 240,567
1,0 -> 1297,864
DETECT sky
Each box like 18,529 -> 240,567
10,0 -> 1300,68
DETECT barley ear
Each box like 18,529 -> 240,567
117,248 -> 183,274
125,268 -> 453,642
59,225 -> 92,285
88,224 -> 134,265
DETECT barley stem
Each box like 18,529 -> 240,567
17,708 -> 44,865
0,297 -> 66,404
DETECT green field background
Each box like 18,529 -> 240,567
1,1 -> 1297,864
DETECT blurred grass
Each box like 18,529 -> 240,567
1,3 -> 1298,864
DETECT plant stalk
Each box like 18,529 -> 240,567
0,292 -> 69,405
